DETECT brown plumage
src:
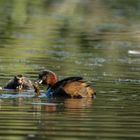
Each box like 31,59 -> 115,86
63,81 -> 94,98
35,70 -> 96,98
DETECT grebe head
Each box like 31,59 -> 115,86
37,70 -> 57,86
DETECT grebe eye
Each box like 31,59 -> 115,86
42,76 -> 47,80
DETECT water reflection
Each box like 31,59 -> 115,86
31,98 -> 58,113
31,97 -> 93,113
64,98 -> 93,109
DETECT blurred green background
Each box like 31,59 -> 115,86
0,0 -> 139,78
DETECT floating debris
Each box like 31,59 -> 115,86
128,50 -> 140,55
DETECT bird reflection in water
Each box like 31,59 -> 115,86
64,98 -> 93,109
32,97 -> 58,113
32,97 -> 93,114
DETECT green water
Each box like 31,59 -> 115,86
0,0 -> 140,140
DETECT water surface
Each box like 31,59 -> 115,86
0,0 -> 140,140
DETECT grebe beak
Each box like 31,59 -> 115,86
36,79 -> 43,84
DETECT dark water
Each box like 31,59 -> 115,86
0,0 -> 140,140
